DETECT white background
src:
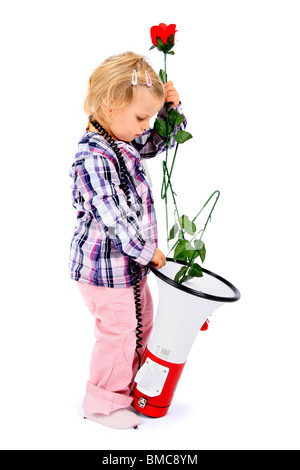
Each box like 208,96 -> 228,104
0,0 -> 299,450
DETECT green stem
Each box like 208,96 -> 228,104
169,143 -> 179,179
164,182 -> 169,248
166,190 -> 220,258
162,161 -> 180,221
161,142 -> 179,199
192,190 -> 220,242
161,52 -> 171,237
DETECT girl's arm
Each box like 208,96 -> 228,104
132,103 -> 187,159
74,151 -> 156,265
132,81 -> 186,159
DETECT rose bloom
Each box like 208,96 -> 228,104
150,23 -> 177,46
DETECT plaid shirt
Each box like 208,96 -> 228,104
69,105 -> 186,288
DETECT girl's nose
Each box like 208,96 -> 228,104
142,121 -> 150,132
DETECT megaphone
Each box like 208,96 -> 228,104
131,258 -> 241,417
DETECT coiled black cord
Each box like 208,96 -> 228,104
89,117 -> 143,369
131,263 -> 143,369
89,118 -> 132,205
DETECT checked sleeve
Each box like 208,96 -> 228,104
75,152 -> 156,265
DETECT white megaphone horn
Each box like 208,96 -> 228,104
131,258 -> 241,417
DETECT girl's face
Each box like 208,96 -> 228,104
108,87 -> 164,142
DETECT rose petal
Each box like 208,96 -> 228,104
166,24 -> 177,43
150,26 -> 161,45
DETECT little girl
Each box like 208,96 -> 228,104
69,52 -> 186,429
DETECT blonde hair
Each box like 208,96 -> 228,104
83,52 -> 165,121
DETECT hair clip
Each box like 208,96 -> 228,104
145,70 -> 152,87
132,69 -> 138,86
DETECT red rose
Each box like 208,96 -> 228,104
150,23 -> 177,46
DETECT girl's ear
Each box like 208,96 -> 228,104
101,99 -> 116,123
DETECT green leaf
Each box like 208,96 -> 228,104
188,263 -> 203,278
159,69 -> 168,84
173,240 -> 190,261
194,239 -> 206,263
166,34 -> 175,51
155,118 -> 172,137
174,266 -> 188,284
173,239 -> 195,261
179,215 -> 197,236
155,118 -> 166,136
167,51 -> 175,55
149,45 -> 157,51
156,37 -> 166,52
175,130 -> 193,144
169,109 -> 185,127
168,223 -> 179,240
174,240 -> 188,261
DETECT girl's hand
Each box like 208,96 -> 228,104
164,81 -> 180,108
150,248 -> 167,269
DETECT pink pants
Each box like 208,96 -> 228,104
77,276 -> 153,415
